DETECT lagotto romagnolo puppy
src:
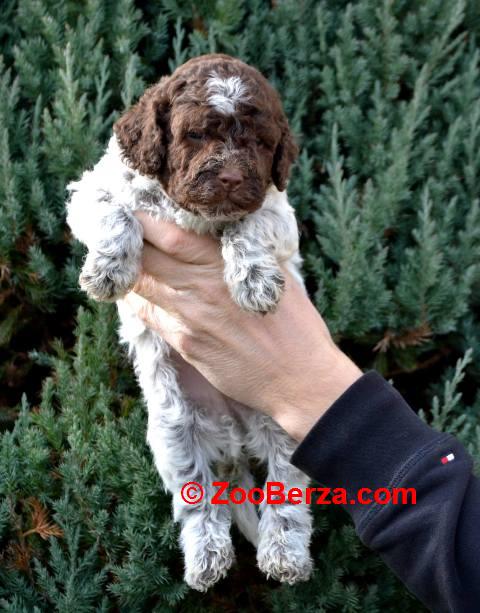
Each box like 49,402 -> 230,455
66,54 -> 313,591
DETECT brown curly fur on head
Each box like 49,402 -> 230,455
114,54 -> 298,220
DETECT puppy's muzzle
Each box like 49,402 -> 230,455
217,167 -> 244,193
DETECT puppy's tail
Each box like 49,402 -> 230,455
230,464 -> 259,547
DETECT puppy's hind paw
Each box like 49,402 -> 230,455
257,534 -> 313,584
231,265 -> 285,314
184,540 -> 235,592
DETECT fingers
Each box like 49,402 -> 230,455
131,272 -> 186,315
140,241 -> 217,289
124,291 -> 187,347
131,271 -> 161,302
141,242 -> 187,285
125,291 -> 208,362
135,244 -> 222,306
135,211 -> 221,265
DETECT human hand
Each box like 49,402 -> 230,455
125,212 -> 362,441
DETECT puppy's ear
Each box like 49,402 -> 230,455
272,119 -> 299,192
113,76 -> 170,177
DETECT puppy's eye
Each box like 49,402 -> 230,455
256,137 -> 271,149
187,131 -> 203,141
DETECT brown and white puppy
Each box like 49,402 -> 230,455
66,54 -> 313,591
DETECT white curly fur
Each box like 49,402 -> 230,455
206,73 -> 249,115
66,134 -> 313,591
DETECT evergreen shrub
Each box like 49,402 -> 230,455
1,0 -> 480,610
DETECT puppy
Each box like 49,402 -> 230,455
66,54 -> 313,591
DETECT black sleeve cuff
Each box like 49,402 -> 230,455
290,371 -> 444,516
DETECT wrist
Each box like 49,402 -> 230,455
270,347 -> 362,442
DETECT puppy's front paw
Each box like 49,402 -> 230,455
79,252 -> 139,302
230,265 -> 285,314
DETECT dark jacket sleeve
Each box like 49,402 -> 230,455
290,371 -> 480,612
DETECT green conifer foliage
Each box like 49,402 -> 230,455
1,0 -> 479,609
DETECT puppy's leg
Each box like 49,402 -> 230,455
221,190 -> 300,314
78,207 -> 143,302
222,227 -> 285,314
66,164 -> 144,302
245,412 -> 313,584
127,325 -> 234,592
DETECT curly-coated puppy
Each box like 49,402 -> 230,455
66,54 -> 313,591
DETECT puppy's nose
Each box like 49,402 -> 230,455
218,168 -> 244,192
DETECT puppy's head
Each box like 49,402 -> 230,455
114,54 -> 298,220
